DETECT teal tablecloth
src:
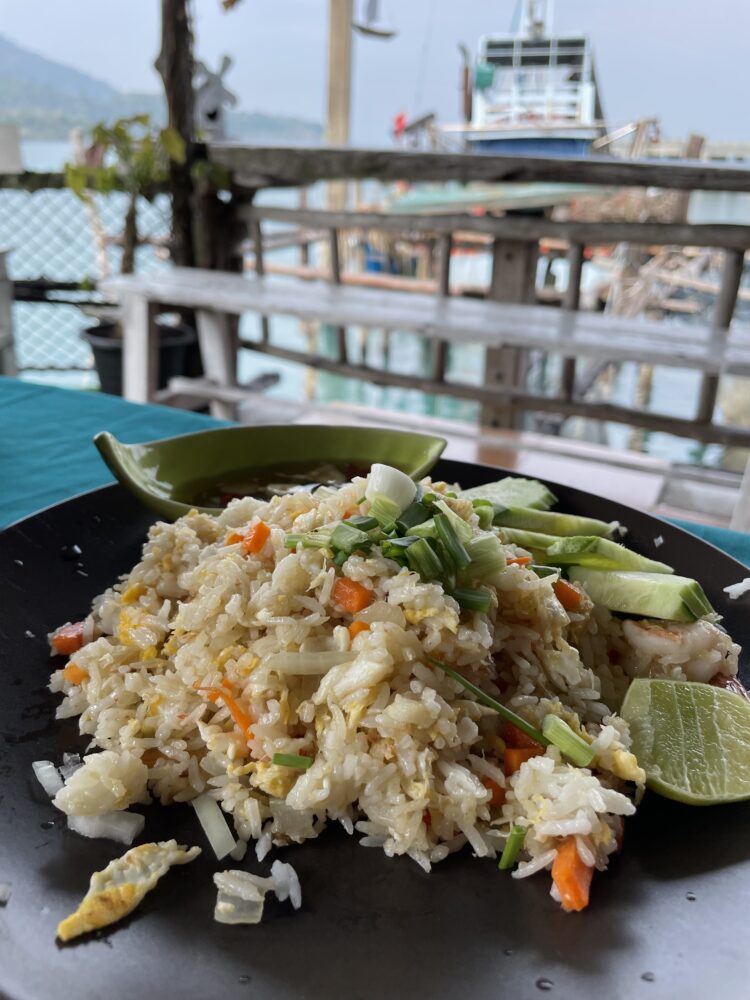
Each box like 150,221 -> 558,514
1,376 -> 749,568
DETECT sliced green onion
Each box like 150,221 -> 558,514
406,537 -> 444,582
435,513 -> 471,570
542,715 -> 595,767
434,499 -> 473,543
410,517 -> 436,539
283,528 -> 333,550
452,587 -> 492,613
445,491 -> 457,499
344,514 -> 379,531
356,495 -> 366,504
498,825 -> 527,871
365,464 -> 417,527
463,533 -> 507,579
426,656 -> 548,747
396,501 -> 432,533
421,492 -> 439,507
272,753 -> 314,770
530,564 -> 559,579
474,504 -> 494,530
333,549 -> 348,567
330,522 -> 371,553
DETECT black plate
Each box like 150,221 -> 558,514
2,461 -> 750,1000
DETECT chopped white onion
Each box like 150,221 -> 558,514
265,651 -> 354,675
724,577 -> 750,600
32,760 -> 63,798
59,753 -> 83,782
192,793 -> 236,859
354,601 -> 406,627
67,811 -> 145,845
271,860 -> 302,910
365,463 -> 416,512
0,881 -> 11,905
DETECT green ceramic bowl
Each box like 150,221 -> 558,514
94,425 -> 446,521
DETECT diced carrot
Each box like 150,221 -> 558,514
502,721 -> 545,751
242,520 -> 271,556
504,746 -> 544,776
332,577 -> 373,614
507,556 -> 532,566
348,620 -> 370,639
553,578 -> 584,612
551,836 -> 594,913
481,776 -> 506,807
51,621 -> 85,656
225,531 -> 244,546
62,663 -> 88,685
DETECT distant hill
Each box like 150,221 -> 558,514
0,33 -> 322,143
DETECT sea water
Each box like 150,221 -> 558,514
9,140 -> 746,467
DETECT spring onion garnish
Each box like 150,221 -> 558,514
365,463 -> 417,528
396,501 -> 432,533
283,527 -> 333,549
473,503 -> 495,531
333,549 -> 348,567
426,656 -> 548,746
344,515 -> 379,532
498,826 -> 527,871
530,564 -> 559,578
406,537 -> 444,582
381,536 -> 420,564
463,534 -> 507,579
451,587 -> 492,613
272,753 -> 314,770
542,715 -> 595,767
330,522 -> 371,554
433,499 -> 473,543
435,513 -> 471,570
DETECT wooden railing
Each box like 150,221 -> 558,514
213,147 -> 750,445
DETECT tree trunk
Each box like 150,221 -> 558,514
155,0 -> 195,268
120,194 -> 138,274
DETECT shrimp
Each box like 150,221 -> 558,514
620,618 -> 740,684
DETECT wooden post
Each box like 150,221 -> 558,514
122,295 -> 159,403
252,218 -> 270,345
431,233 -> 452,382
155,0 -> 195,268
325,0 -> 353,211
560,242 -> 584,400
329,227 -> 348,363
0,249 -> 16,376
696,247 -> 744,423
481,237 -> 538,428
672,134 -> 706,224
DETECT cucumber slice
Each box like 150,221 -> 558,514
459,477 -> 556,511
547,536 -> 673,574
499,527 -> 559,552
569,567 -> 714,621
493,506 -> 612,538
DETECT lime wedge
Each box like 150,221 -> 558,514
620,678 -> 750,805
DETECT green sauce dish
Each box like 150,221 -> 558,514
94,425 -> 446,521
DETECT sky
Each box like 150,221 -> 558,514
1,0 -> 748,146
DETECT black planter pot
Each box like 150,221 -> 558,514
81,321 -> 202,397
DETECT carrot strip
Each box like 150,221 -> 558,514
332,578 -> 373,613
51,621 -> 85,656
242,521 -> 271,556
208,690 -> 254,739
507,556 -> 532,566
225,531 -> 244,546
481,776 -> 506,807
502,721 -> 545,751
348,620 -> 370,639
504,746 -> 544,776
551,836 -> 594,912
62,663 -> 88,684
553,578 -> 584,612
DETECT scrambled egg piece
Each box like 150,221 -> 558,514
56,840 -> 200,942
609,748 -> 646,785
251,762 -> 296,798
121,583 -> 146,605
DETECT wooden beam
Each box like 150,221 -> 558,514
560,242 -> 584,401
238,204 -> 750,252
236,335 -> 750,448
696,248 -> 745,422
210,144 -> 750,193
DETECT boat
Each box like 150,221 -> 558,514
438,0 -> 606,157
